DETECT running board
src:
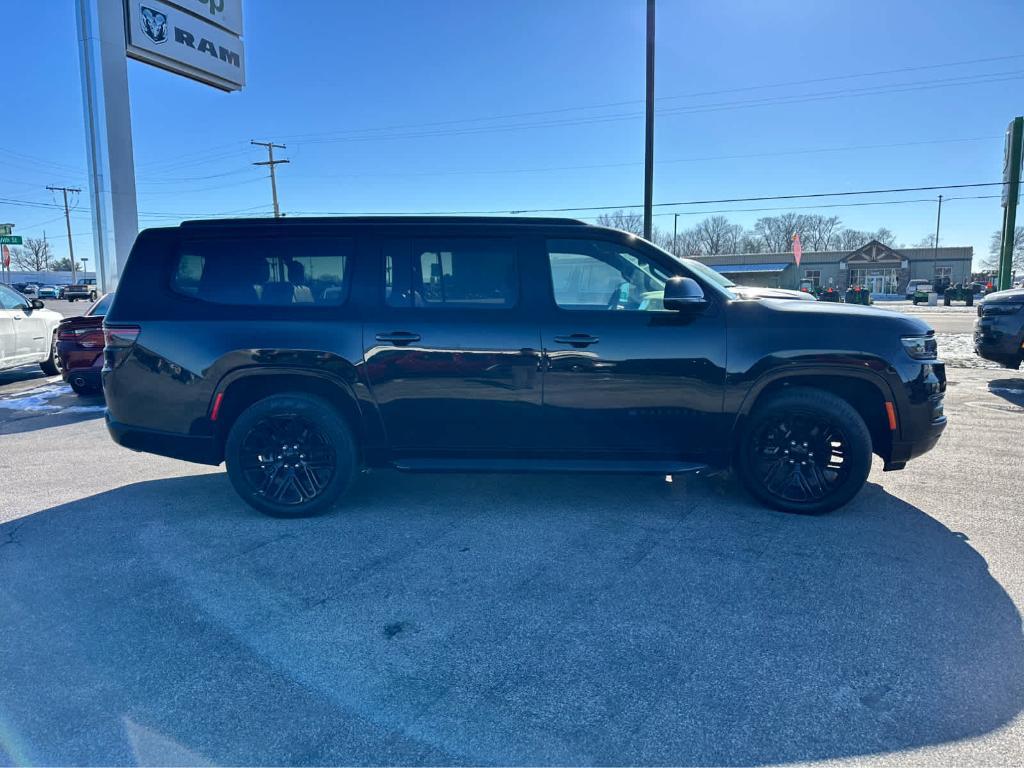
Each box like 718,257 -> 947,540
390,458 -> 710,475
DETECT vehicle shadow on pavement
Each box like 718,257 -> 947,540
1,471 -> 1021,766
988,377 -> 1024,408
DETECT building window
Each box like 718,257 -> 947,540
804,269 -> 821,288
935,266 -> 952,280
849,267 -> 899,294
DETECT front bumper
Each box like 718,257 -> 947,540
883,361 -> 947,471
975,317 -> 1024,368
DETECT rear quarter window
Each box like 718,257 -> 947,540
171,236 -> 352,306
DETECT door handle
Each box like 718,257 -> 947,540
375,331 -> 421,346
554,333 -> 599,348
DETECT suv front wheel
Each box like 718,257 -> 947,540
736,387 -> 872,515
224,393 -> 357,518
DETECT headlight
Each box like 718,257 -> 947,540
981,302 -> 1024,316
901,335 -> 938,360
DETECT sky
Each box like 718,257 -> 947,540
2,0 -> 1023,269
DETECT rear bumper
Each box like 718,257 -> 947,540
106,415 -> 222,466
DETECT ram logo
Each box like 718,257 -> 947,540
140,5 -> 168,44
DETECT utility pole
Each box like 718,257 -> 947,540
251,140 -> 289,218
47,185 -> 82,283
673,212 -> 679,255
642,0 -> 655,241
933,194 -> 942,283
998,117 -> 1023,291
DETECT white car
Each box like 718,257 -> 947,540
0,283 -> 63,374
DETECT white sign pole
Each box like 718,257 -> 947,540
76,0 -> 140,294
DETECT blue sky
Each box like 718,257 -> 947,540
2,0 -> 1023,267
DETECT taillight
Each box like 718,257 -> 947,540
102,326 -> 141,349
102,325 -> 140,370
58,327 -> 105,347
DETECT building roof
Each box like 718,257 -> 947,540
695,241 -> 972,267
711,262 -> 791,274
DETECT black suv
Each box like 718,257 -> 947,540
975,287 -> 1024,369
103,217 -> 946,517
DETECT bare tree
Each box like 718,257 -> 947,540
870,227 -> 897,247
799,215 -> 842,251
596,209 -> 644,236
753,213 -> 804,252
835,228 -> 871,251
735,232 -> 763,254
986,227 -> 1024,270
913,234 -> 938,248
10,237 -> 53,271
693,216 -> 743,255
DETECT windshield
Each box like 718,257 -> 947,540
87,293 -> 113,316
679,257 -> 737,289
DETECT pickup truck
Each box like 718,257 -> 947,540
64,279 -> 98,302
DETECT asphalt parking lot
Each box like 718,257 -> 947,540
1,305 -> 1022,765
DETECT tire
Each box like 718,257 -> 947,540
224,393 -> 357,518
89,291 -> 97,301
39,332 -> 60,376
70,379 -> 99,396
736,387 -> 872,515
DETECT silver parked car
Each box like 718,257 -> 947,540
0,284 -> 63,374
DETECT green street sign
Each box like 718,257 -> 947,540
0,235 -> 23,245
0,225 -> 12,236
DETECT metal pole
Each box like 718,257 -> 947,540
933,194 -> 942,284
642,0 -> 655,241
76,0 -> 140,294
673,212 -> 678,254
998,117 -> 1023,291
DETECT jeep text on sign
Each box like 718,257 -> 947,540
126,0 -> 245,92
161,0 -> 243,36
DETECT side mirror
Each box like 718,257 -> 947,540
29,298 -> 45,310
663,276 -> 707,311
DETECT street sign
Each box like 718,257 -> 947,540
125,0 -> 245,91
162,0 -> 243,36
0,224 -> 12,236
0,236 -> 23,245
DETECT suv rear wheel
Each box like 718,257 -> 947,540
736,387 -> 872,514
224,393 -> 357,518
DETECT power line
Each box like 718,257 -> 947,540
291,70 -> 1024,146
291,135 -> 1002,181
276,52 -> 1024,144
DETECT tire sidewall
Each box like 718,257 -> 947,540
224,393 -> 357,518
737,388 -> 873,515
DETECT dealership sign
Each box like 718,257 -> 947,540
125,0 -> 245,91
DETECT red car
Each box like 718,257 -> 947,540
57,293 -> 113,395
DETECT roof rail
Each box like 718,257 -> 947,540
180,215 -> 590,227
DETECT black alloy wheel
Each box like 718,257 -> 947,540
225,393 -> 357,518
738,387 -> 872,514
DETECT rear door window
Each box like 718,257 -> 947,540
172,236 -> 352,306
384,238 -> 518,309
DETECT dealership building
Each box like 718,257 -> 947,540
694,240 -> 973,295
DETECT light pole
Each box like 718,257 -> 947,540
673,212 -> 679,255
642,0 -> 655,240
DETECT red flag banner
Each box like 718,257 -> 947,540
1,245 -> 9,269
792,232 -> 802,267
